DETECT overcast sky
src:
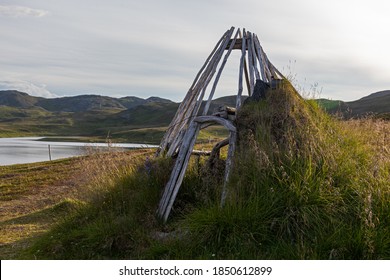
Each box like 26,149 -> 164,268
0,0 -> 389,101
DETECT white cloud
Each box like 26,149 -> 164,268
0,80 -> 56,98
0,5 -> 49,18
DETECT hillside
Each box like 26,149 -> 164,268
10,80 -> 389,260
318,90 -> 390,118
0,90 -> 41,108
0,90 -> 178,142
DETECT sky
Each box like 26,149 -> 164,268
0,0 -> 389,101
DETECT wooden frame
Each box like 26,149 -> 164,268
156,27 -> 283,222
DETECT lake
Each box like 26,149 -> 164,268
0,137 -> 157,166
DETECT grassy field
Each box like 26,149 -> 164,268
1,81 -> 389,259
0,149 -> 154,259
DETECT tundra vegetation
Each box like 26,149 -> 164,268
0,81 -> 389,259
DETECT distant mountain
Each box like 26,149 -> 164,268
319,90 -> 390,118
0,90 -> 179,141
36,95 -> 127,112
118,96 -> 146,109
1,89 -> 388,141
113,102 -> 179,127
0,91 -> 175,112
0,90 -> 41,108
344,90 -> 390,116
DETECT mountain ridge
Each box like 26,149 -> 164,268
0,89 -> 388,141
0,90 -> 176,112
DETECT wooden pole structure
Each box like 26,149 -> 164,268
202,28 -> 240,116
166,27 -> 234,157
156,26 -> 285,222
157,28 -> 231,156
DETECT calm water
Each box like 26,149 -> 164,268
0,137 -> 157,166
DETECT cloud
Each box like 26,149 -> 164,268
0,80 -> 56,98
0,5 -> 49,18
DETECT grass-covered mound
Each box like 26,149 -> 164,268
177,80 -> 390,259
23,80 -> 390,259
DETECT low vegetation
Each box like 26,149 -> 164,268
1,80 -> 387,260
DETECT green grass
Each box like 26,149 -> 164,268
3,80 -> 390,259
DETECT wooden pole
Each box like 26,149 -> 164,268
250,34 -> 260,81
166,27 -> 235,157
166,30 -> 232,157
220,130 -> 237,207
202,28 -> 240,116
157,28 -> 231,156
253,34 -> 266,82
247,32 -> 254,95
158,122 -> 200,221
236,27 -> 246,110
194,116 -> 236,132
48,145 -> 52,161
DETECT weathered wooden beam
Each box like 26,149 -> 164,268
192,150 -> 211,156
166,29 -> 233,157
194,116 -> 236,132
224,38 -> 250,50
213,105 -> 236,120
250,34 -> 260,81
247,32 -> 255,95
236,28 -> 246,109
209,138 -> 229,160
162,123 -> 200,221
157,28 -> 232,156
202,28 -> 240,116
158,122 -> 200,221
220,130 -> 237,207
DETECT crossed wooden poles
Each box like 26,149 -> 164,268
156,27 -> 284,222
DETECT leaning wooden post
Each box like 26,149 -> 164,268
236,29 -> 246,109
246,32 -> 255,95
157,29 -> 230,156
165,27 -> 235,157
220,130 -> 237,207
202,28 -> 240,115
158,122 -> 200,221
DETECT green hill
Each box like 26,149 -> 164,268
0,90 -> 41,108
0,90 -> 178,142
318,90 -> 390,118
